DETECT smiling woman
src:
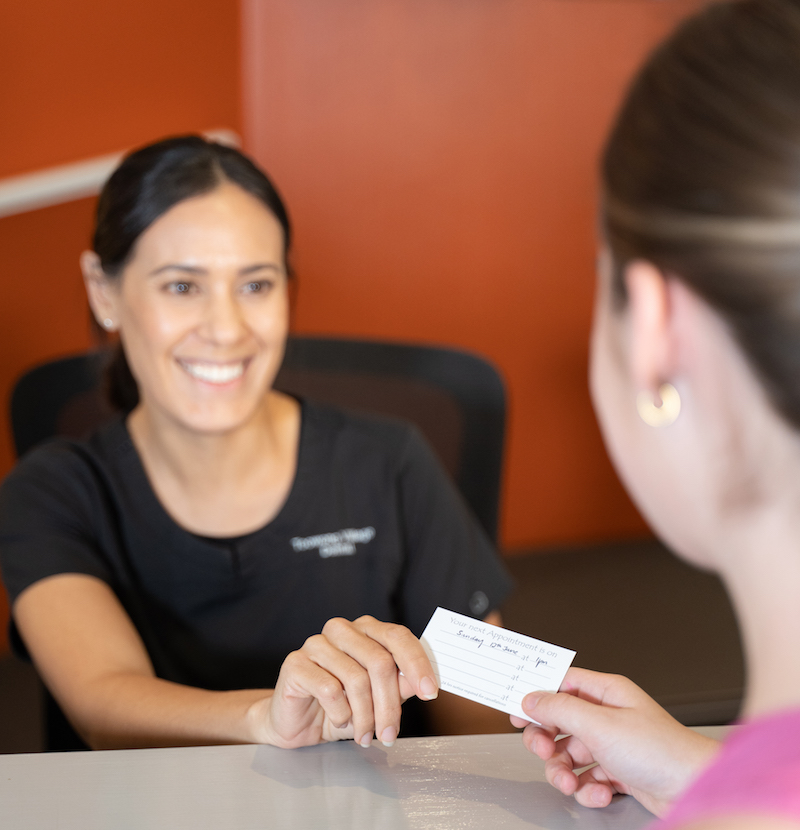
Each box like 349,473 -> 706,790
0,136 -> 512,750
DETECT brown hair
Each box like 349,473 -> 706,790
602,0 -> 800,427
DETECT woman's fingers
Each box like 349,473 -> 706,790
268,649 -> 353,747
273,644 -> 396,747
542,752 -> 617,807
270,616 -> 439,749
299,630 -> 384,745
548,737 -> 585,772
519,722 -> 560,758
347,616 -> 439,703
532,667 -> 644,711
522,727 -> 597,796
570,769 -> 616,809
521,668 -> 647,738
533,732 -> 623,808
522,689 -> 601,743
320,617 -> 437,745
310,621 -> 389,745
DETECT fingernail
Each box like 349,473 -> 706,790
591,788 -> 606,806
554,773 -> 565,792
380,727 -> 397,747
420,676 -> 439,700
358,733 -> 373,748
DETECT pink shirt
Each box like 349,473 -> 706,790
656,708 -> 800,829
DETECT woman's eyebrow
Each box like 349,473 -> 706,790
240,262 -> 283,275
149,264 -> 207,277
148,262 -> 283,277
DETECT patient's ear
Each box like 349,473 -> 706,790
624,260 -> 673,393
81,251 -> 119,329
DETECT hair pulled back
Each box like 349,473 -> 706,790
603,0 -> 800,428
92,135 -> 292,412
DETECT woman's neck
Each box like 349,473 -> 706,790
716,499 -> 800,719
126,392 -> 301,537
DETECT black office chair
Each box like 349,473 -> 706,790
8,336 -> 507,750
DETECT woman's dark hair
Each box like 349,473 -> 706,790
602,0 -> 800,428
93,135 -> 292,412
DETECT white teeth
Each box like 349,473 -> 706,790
181,361 -> 245,384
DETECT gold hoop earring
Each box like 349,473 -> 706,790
636,383 -> 681,427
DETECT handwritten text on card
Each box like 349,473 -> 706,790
420,608 -> 576,723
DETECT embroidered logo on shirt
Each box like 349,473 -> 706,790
290,527 -> 376,558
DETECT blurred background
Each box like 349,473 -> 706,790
3,2 -> 731,742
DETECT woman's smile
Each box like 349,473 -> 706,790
177,358 -> 250,385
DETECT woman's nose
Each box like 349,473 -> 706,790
202,290 -> 247,344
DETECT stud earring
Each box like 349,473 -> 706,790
102,318 -> 115,330
636,383 -> 681,427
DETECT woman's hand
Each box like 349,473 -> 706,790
259,616 -> 439,749
511,667 -> 719,817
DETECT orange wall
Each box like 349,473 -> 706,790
242,0 -> 705,551
0,0 -> 705,655
0,0 -> 241,652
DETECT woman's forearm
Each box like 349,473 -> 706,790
65,672 -> 275,750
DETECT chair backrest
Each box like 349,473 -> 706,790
10,336 -> 506,542
10,350 -> 114,459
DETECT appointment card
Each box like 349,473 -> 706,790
420,607 -> 576,722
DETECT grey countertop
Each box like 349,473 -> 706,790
0,730 -> 726,829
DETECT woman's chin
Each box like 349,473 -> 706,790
152,400 -> 265,437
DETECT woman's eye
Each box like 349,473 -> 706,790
167,281 -> 194,295
242,280 -> 271,294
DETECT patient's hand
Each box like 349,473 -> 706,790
512,667 -> 719,817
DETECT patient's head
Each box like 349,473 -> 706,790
591,0 -> 800,561
602,0 -> 800,428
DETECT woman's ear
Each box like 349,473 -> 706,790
81,251 -> 119,331
624,260 -> 674,393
